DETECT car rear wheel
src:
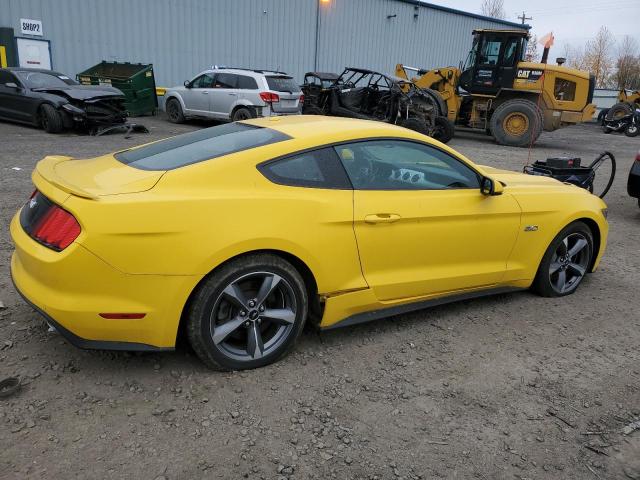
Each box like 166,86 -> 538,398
532,221 -> 593,297
186,254 -> 308,370
39,104 -> 64,133
166,98 -> 185,123
231,107 -> 254,122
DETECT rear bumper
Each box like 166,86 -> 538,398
10,212 -> 196,350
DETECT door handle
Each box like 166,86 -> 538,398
202,91 -> 209,94
228,92 -> 237,96
364,213 -> 401,224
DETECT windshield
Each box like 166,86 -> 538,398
266,76 -> 301,93
115,123 -> 291,170
462,35 -> 480,71
15,71 -> 76,89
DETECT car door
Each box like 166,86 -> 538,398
0,71 -> 32,121
210,73 -> 238,118
335,139 -> 522,301
182,72 -> 215,116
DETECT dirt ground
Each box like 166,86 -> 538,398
1,116 -> 639,480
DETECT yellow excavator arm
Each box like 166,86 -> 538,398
395,64 -> 461,121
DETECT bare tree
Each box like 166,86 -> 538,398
582,26 -> 616,88
564,43 -> 587,71
525,34 -> 538,62
614,36 -> 640,90
480,0 -> 506,19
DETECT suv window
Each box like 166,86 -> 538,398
237,75 -> 258,90
214,73 -> 237,89
191,73 -> 214,88
115,123 -> 291,171
259,147 -> 352,189
335,140 -> 480,190
266,76 -> 301,93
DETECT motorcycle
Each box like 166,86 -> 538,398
603,108 -> 640,137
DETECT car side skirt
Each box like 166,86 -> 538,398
321,286 -> 523,331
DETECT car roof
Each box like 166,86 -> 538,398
305,71 -> 339,80
203,68 -> 291,77
241,115 -> 423,146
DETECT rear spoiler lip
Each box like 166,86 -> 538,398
34,156 -> 98,200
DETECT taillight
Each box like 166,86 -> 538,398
32,204 -> 81,251
636,152 -> 640,162
299,94 -> 304,104
259,92 -> 280,103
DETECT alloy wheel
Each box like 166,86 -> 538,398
209,271 -> 297,361
548,232 -> 591,294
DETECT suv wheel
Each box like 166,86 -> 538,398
166,98 -> 185,123
232,107 -> 255,122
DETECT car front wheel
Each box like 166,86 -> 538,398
532,221 -> 594,297
166,98 -> 185,123
39,104 -> 64,133
186,254 -> 308,370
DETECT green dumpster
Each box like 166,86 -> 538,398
77,61 -> 158,116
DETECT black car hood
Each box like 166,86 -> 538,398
33,85 -> 125,101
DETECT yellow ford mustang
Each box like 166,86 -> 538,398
10,116 -> 608,369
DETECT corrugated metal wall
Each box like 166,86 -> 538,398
0,0 -> 526,86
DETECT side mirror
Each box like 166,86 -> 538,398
183,80 -> 191,88
480,176 -> 503,196
5,82 -> 19,89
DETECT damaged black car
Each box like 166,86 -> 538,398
0,67 -> 128,134
301,67 -> 454,143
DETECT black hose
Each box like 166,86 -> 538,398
588,151 -> 616,199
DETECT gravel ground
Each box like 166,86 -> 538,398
1,116 -> 639,480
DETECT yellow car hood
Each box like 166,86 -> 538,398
35,154 -> 165,198
480,165 -> 567,188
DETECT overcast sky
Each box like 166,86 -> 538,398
427,0 -> 640,56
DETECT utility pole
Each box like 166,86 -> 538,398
517,11 -> 532,25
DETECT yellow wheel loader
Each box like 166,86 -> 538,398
396,29 -> 596,147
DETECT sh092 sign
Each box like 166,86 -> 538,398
20,19 -> 43,36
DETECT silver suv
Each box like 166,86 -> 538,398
164,68 -> 303,123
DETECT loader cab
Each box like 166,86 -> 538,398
459,29 -> 528,95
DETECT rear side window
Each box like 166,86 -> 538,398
259,147 -> 352,189
115,123 -> 291,170
266,76 -> 301,93
214,73 -> 237,89
237,75 -> 258,90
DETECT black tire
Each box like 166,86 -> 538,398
624,124 -> 639,137
490,99 -> 543,147
166,98 -> 185,123
597,109 -> 609,125
432,115 -> 454,143
39,104 -> 64,133
303,105 -> 324,115
532,221 -> 594,298
186,254 -> 309,370
420,87 -> 447,117
605,102 -> 632,121
602,126 -> 613,134
401,117 -> 430,135
231,107 -> 255,122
